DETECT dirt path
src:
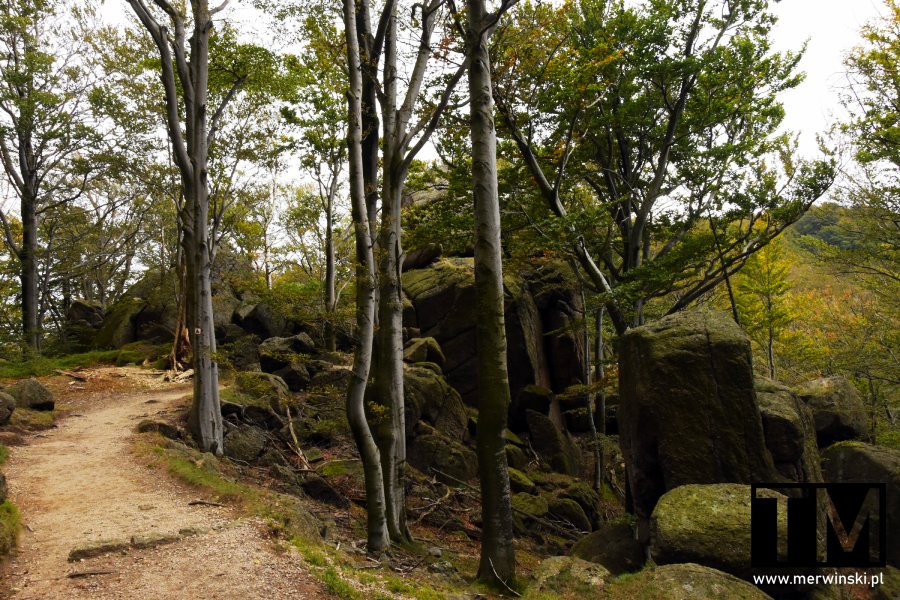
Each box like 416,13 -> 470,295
0,369 -> 325,599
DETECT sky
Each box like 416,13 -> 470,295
770,0 -> 886,156
100,0 -> 888,158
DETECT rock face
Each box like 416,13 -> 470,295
406,422 -> 477,483
0,392 -> 15,425
756,378 -> 822,483
618,309 -> 779,521
650,483 -> 786,579
796,376 -> 871,447
5,378 -> 55,411
525,409 -> 581,476
234,303 -> 286,340
821,442 -> 900,567
403,363 -> 468,440
402,258 -> 585,423
604,563 -> 774,600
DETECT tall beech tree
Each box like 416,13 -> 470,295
126,0 -> 246,453
492,0 -> 835,334
0,0 -> 104,351
465,0 -> 517,584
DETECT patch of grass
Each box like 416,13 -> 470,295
322,566 -> 362,600
0,444 -> 8,466
292,537 -> 328,567
165,456 -> 247,502
0,500 -> 21,557
9,408 -> 55,430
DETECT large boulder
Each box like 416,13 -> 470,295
533,556 -> 610,594
569,523 -> 644,574
234,303 -> 286,340
407,422 -> 477,483
94,296 -> 144,348
223,424 -> 268,462
402,337 -> 445,368
650,483 -> 787,579
5,378 -> 55,411
403,363 -> 467,440
525,409 -> 581,476
233,371 -> 289,413
821,442 -> 900,567
258,333 -> 316,373
0,392 -> 15,425
617,309 -> 779,521
603,563 -> 774,599
796,377 -> 870,447
756,378 -> 823,483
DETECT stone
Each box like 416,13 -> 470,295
649,483 -> 787,579
136,419 -> 181,440
534,556 -> 610,593
505,444 -> 528,470
130,533 -> 181,550
0,392 -> 15,425
821,442 -> 900,567
604,563 -> 774,599
402,244 -> 443,272
561,482 -> 602,528
407,422 -> 477,483
525,409 -> 581,476
756,378 -> 822,483
511,492 -> 549,518
234,303 -> 286,340
617,309 -> 779,521
796,376 -> 871,447
404,363 -> 468,440
94,297 -> 144,348
68,540 -> 130,562
233,371 -> 289,412
402,337 -> 446,368
548,496 -> 591,532
507,468 -> 536,493
258,334 -> 316,373
569,523 -> 644,574
274,362 -> 311,392
300,475 -> 350,509
66,299 -> 104,328
5,378 -> 55,411
223,425 -> 268,463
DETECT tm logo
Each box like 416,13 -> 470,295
751,483 -> 887,568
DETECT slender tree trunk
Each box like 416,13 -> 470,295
468,0 -> 516,582
324,190 -> 337,351
595,309 -> 606,492
20,192 -> 39,351
580,285 -> 602,494
767,325 -> 775,379
344,0 -> 389,553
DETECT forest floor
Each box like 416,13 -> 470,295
0,367 -> 327,599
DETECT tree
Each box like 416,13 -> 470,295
126,0 -> 263,453
734,237 -> 793,379
0,0 -> 106,351
492,0 -> 834,334
465,0 -> 517,584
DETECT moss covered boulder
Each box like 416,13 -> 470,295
403,363 -> 467,440
549,496 -> 592,532
5,378 -> 54,411
223,424 -> 268,463
233,371 -> 289,412
402,337 -> 445,367
508,468 -> 536,493
570,523 -> 644,575
533,556 -> 610,595
756,378 -> 822,483
821,442 -> 900,567
526,409 -> 581,476
796,376 -> 871,447
650,483 -> 787,578
407,422 -> 477,483
618,309 -> 779,521
603,563 -> 773,600
0,392 -> 15,425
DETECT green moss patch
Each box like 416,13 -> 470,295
0,500 -> 21,557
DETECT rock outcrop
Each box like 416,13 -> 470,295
756,378 -> 822,483
618,309 -> 779,521
796,376 -> 871,447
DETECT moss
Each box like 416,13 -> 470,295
0,444 -> 7,466
0,349 -> 123,379
602,563 -> 771,600
9,408 -> 55,431
0,500 -> 20,557
512,492 -> 550,517
321,567 -> 361,600
508,468 -> 536,493
876,428 -> 900,451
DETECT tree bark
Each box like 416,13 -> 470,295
468,0 -> 516,583
344,0 -> 390,553
20,192 -> 39,351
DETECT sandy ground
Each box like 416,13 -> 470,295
0,368 -> 326,599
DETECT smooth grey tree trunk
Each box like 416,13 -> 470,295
344,0 -> 390,553
468,0 -> 516,583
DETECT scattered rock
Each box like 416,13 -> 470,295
233,303 -> 286,340
223,425 -> 268,463
505,444 -> 529,470
403,337 -> 446,367
0,392 -> 15,425
233,371 -> 289,412
136,419 -> 181,440
0,474 -> 7,503
604,563 -> 773,599
548,496 -> 591,532
511,492 -> 549,519
796,376 -> 871,447
650,483 -> 787,579
569,523 -> 644,574
300,475 -> 350,509
507,468 -> 536,493
560,482 -> 602,528
259,334 -> 317,373
5,378 -> 55,411
404,363 -> 468,440
617,309 -> 779,521
407,423 -> 477,483
428,560 -> 457,575
534,556 -> 610,592
821,441 -> 900,567
273,362 -> 311,392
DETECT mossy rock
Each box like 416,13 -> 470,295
650,483 -> 787,579
94,296 -> 144,348
756,377 -> 822,483
549,496 -> 592,532
5,378 -> 54,411
403,363 -> 467,440
407,422 -> 477,483
233,371 -> 289,411
796,376 -> 871,447
561,482 -> 603,527
223,425 -> 268,463
506,444 -> 529,470
570,523 -> 644,575
512,492 -> 549,518
527,469 -> 577,490
402,337 -> 445,367
533,556 -> 610,596
0,500 -> 20,558
508,468 -> 536,493
603,563 -> 773,599
0,392 -> 15,426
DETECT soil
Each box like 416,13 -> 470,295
0,367 -> 327,599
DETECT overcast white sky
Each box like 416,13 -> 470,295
101,0 -> 887,158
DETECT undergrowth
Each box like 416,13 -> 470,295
0,500 -> 20,557
0,344 -> 165,380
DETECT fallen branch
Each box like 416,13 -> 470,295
55,369 -> 86,381
188,500 -> 225,507
285,405 -> 312,470
67,570 -> 116,579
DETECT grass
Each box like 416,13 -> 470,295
9,408 -> 55,430
0,444 -> 7,466
0,500 -> 21,557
